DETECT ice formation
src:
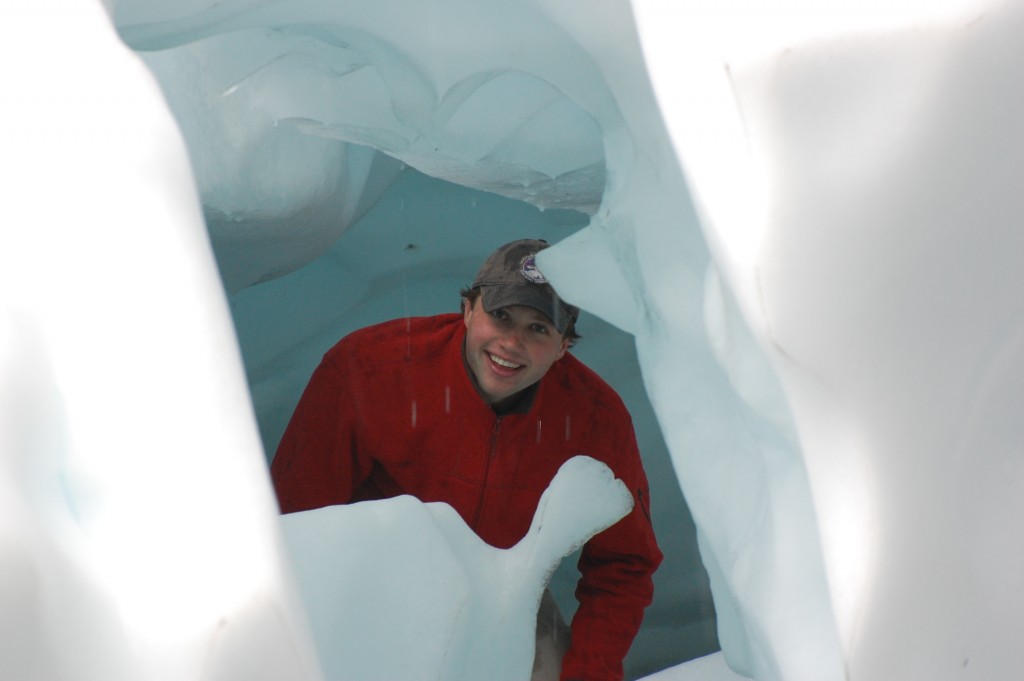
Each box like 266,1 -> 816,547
3,0 -> 1023,680
282,455 -> 632,681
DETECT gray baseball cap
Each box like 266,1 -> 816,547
471,239 -> 580,334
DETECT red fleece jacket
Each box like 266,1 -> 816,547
272,314 -> 663,681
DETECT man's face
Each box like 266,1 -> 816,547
463,297 -> 570,405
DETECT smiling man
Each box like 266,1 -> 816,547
271,239 -> 662,681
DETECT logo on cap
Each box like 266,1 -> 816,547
520,254 -> 548,284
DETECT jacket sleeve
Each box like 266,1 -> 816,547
560,432 -> 663,681
270,353 -> 373,514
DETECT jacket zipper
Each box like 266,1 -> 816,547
471,416 -> 502,530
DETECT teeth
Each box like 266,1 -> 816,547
489,354 -> 521,369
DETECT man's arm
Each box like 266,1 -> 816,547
271,355 -> 371,513
560,445 -> 663,681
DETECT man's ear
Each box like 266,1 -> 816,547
556,337 -> 570,360
463,298 -> 473,326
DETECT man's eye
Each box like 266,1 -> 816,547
490,309 -> 509,320
531,324 -> 549,334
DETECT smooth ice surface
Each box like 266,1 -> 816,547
635,1 -> 1024,678
281,456 -> 632,681
5,0 -> 1024,681
1,2 -> 320,680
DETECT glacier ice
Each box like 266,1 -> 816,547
281,455 -> 632,681
2,2 -> 320,680
4,0 -> 1024,680
635,2 -> 1024,679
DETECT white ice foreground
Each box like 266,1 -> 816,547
281,455 -> 632,681
3,0 -> 1024,680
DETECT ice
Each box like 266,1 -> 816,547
281,456 -> 632,681
2,2 -> 319,679
632,2 -> 1024,679
128,2 -> 610,291
4,0 -> 1024,680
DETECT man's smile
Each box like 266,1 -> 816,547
488,353 -> 523,370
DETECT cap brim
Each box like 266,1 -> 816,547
478,284 -> 575,335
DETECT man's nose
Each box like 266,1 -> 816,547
500,325 -> 525,348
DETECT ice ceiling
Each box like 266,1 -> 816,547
3,0 -> 1024,680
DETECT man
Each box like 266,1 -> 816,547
271,239 -> 662,681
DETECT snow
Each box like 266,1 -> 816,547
3,0 -> 1024,680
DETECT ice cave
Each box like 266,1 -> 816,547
3,0 -> 1023,680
